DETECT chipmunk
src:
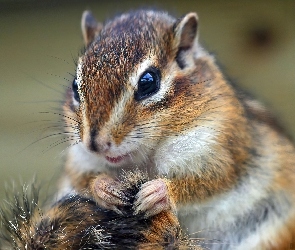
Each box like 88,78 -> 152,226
59,9 -> 295,249
1,171 -> 197,249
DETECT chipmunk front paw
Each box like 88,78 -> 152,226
90,174 -> 129,214
134,178 -> 174,218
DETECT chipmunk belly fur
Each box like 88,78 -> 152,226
60,9 -> 295,249
176,119 -> 295,249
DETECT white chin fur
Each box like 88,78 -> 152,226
68,142 -> 149,172
68,143 -> 107,172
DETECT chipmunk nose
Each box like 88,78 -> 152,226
89,128 -> 112,153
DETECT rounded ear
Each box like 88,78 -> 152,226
81,11 -> 103,47
173,13 -> 199,69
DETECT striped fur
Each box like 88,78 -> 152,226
1,172 -> 198,249
60,10 -> 295,249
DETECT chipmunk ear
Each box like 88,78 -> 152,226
173,13 -> 199,69
81,11 -> 103,47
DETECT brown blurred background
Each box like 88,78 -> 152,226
0,0 -> 294,200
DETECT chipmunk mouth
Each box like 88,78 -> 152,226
105,154 -> 129,164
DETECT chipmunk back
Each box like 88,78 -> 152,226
60,10 -> 295,249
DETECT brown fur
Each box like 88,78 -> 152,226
1,172 -> 194,249
59,10 -> 295,249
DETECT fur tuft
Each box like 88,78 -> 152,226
0,171 -> 196,249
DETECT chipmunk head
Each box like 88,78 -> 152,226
64,10 -> 226,170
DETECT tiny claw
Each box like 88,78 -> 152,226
133,178 -> 171,218
111,205 -> 124,215
91,174 -> 130,213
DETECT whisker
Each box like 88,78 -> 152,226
39,111 -> 80,125
58,140 -> 82,156
47,55 -> 71,65
47,72 -> 72,85
21,71 -> 64,94
42,137 -> 80,154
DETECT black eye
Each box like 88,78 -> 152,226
72,78 -> 80,103
134,67 -> 161,101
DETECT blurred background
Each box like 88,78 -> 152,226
0,0 -> 294,200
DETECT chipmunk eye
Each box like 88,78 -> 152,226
72,78 -> 80,103
134,67 -> 160,101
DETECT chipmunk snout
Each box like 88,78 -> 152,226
88,128 -> 112,153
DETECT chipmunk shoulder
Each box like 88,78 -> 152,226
60,9 -> 295,249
